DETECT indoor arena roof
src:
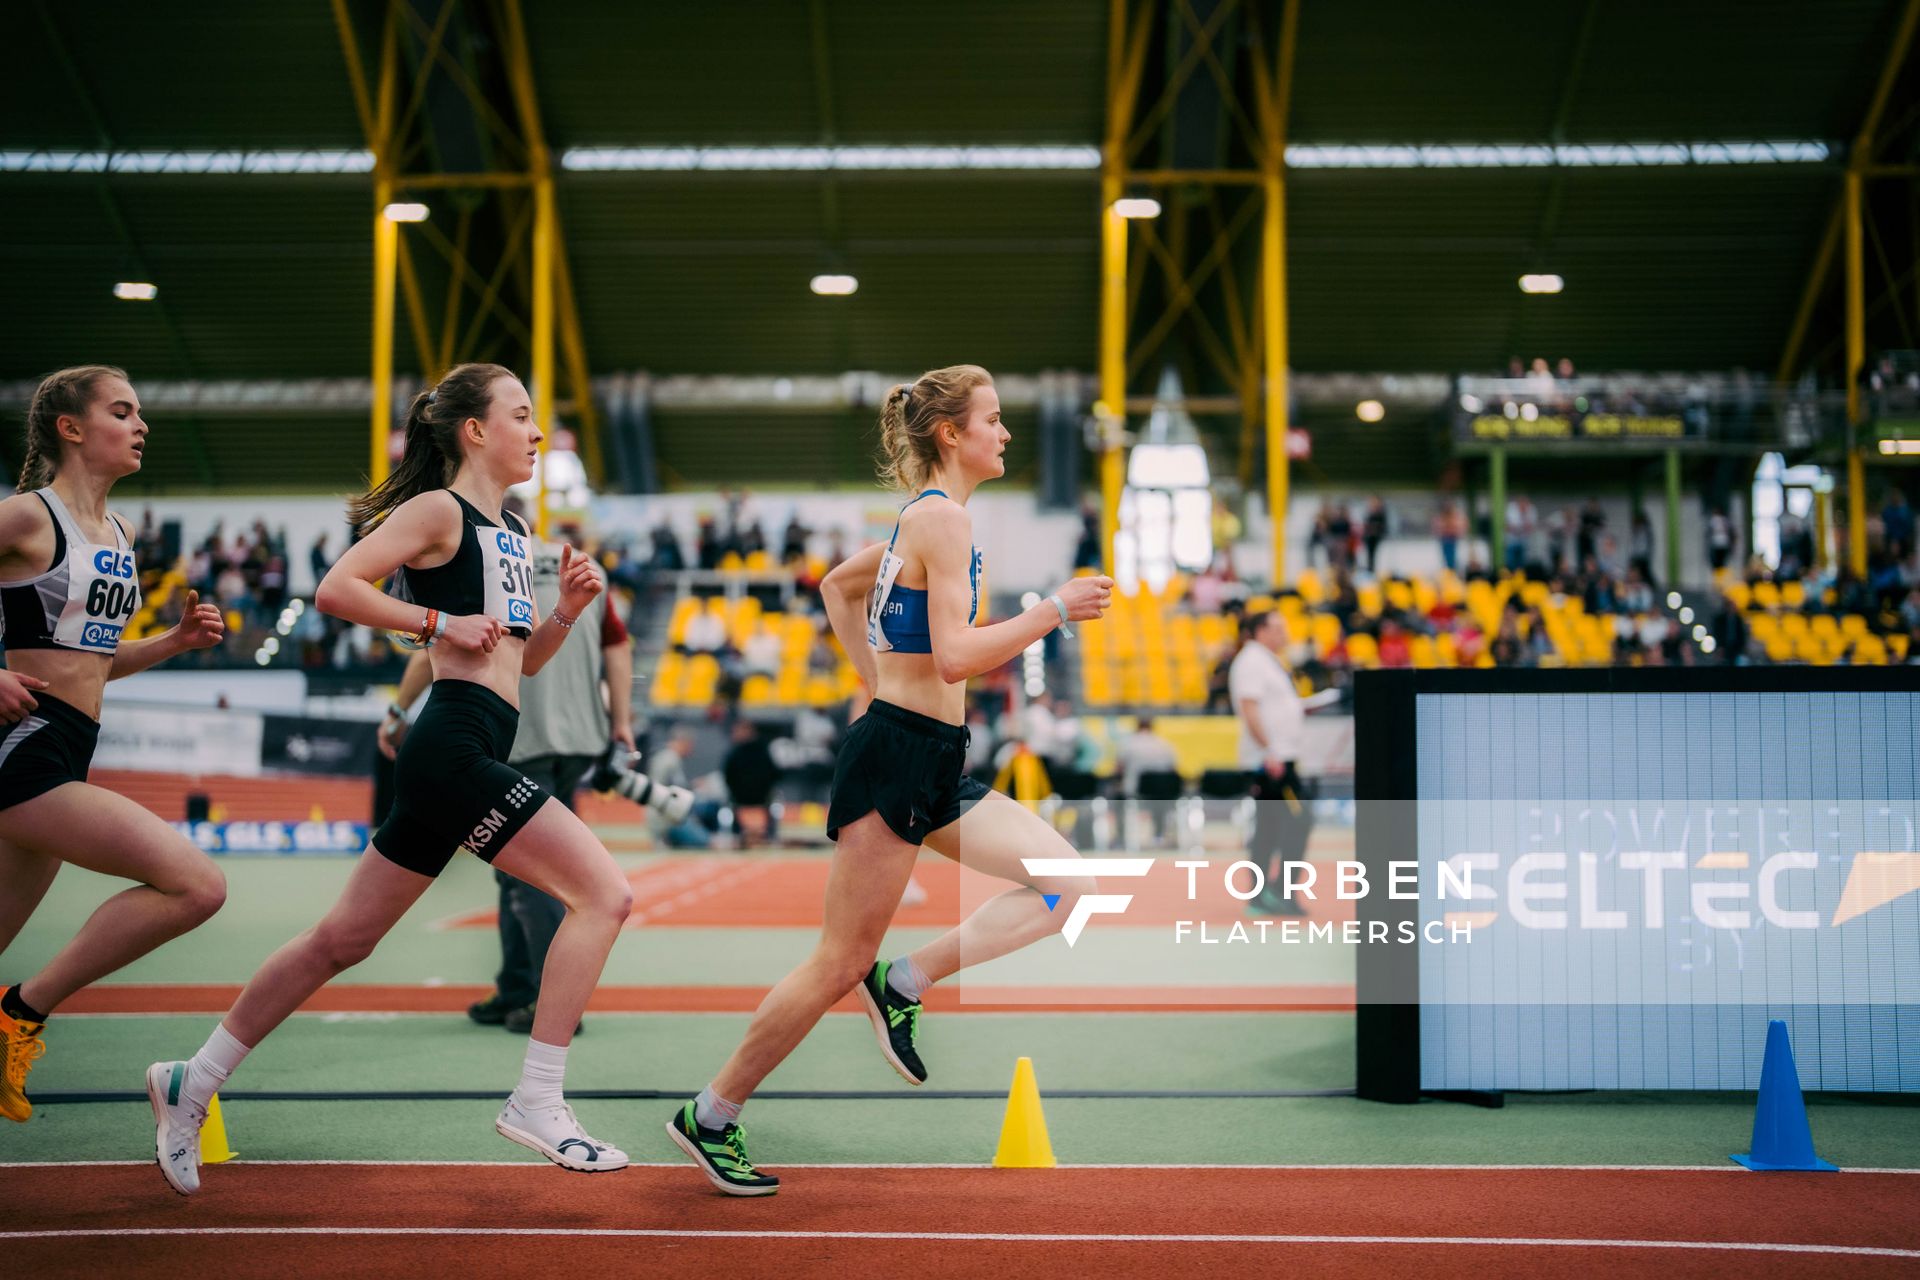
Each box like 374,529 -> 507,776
1,0 -> 1914,486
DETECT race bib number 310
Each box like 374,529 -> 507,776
482,525 -> 536,631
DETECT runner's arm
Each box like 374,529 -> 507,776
821,540 -> 884,693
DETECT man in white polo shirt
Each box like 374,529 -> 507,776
1228,610 -> 1311,915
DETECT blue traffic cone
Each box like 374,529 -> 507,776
1731,1019 -> 1837,1171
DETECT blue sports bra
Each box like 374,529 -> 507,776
865,489 -> 982,655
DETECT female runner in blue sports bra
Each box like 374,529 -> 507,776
667,363 -> 1113,1195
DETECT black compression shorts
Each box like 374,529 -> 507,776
372,679 -> 549,877
825,699 -> 989,846
0,692 -> 98,813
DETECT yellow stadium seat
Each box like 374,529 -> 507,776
1411,578 -> 1437,613
1891,633 -> 1911,661
1779,580 -> 1806,608
1751,581 -> 1780,611
667,597 -> 700,646
1295,569 -> 1323,605
1764,636 -> 1793,662
1436,632 -> 1459,666
1438,571 -> 1466,605
719,552 -> 743,573
745,550 -> 772,572
740,674 -> 774,705
1311,613 -> 1342,657
1346,633 -> 1379,668
1723,581 -> 1751,611
1357,585 -> 1384,617
1409,635 -> 1437,668
1747,613 -> 1779,643
1385,581 -> 1414,612
1779,613 -> 1809,639
1840,613 -> 1869,638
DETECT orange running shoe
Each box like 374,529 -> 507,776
1,1010 -> 47,1122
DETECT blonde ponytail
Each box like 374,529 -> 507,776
21,365 -> 125,491
874,363 -> 993,492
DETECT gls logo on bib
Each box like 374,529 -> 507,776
93,549 -> 134,579
495,530 -> 526,558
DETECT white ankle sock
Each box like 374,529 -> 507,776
183,1023 -> 251,1111
515,1038 -> 568,1110
887,954 -> 932,1003
694,1085 -> 742,1131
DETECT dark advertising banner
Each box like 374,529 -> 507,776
259,715 -> 379,776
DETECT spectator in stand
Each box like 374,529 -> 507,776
780,513 -> 809,564
1577,497 -> 1606,565
1324,501 -> 1354,572
1433,499 -> 1464,573
681,606 -> 729,656
308,532 -> 333,587
1377,620 -> 1412,668
1504,496 -> 1536,572
1629,511 -> 1656,587
1489,617 -> 1526,667
1707,508 -> 1736,572
649,521 -> 687,572
741,625 -> 782,678
1544,505 -> 1571,574
1189,553 -> 1231,614
1883,489 -> 1913,564
1710,585 -> 1748,664
1114,715 -> 1179,797
695,515 -> 722,570
1361,496 -> 1388,575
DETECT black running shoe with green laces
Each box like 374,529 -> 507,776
665,1101 -> 779,1196
859,960 -> 927,1085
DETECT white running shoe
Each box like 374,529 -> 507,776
146,1060 -> 206,1196
495,1093 -> 630,1172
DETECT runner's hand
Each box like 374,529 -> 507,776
556,544 -> 604,617
441,613 -> 504,654
0,670 -> 47,724
1052,575 -> 1114,622
174,590 -> 226,650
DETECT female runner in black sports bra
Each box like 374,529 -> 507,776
0,365 -> 228,1126
149,363 -> 633,1194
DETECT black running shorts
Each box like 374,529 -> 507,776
0,692 -> 99,813
826,699 -> 989,846
373,679 -> 550,877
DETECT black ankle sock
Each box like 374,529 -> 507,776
1,984 -> 48,1024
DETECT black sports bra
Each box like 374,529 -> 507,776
392,492 -> 536,638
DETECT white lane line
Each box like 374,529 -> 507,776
0,1228 -> 1914,1258
3,1160 -> 1917,1172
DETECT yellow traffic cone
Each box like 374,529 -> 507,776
991,1056 -> 1057,1168
200,1093 -> 238,1164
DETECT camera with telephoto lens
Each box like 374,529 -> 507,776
589,744 -> 694,822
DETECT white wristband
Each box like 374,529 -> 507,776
1049,593 -> 1074,638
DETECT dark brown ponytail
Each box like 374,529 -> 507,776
346,362 -> 514,528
